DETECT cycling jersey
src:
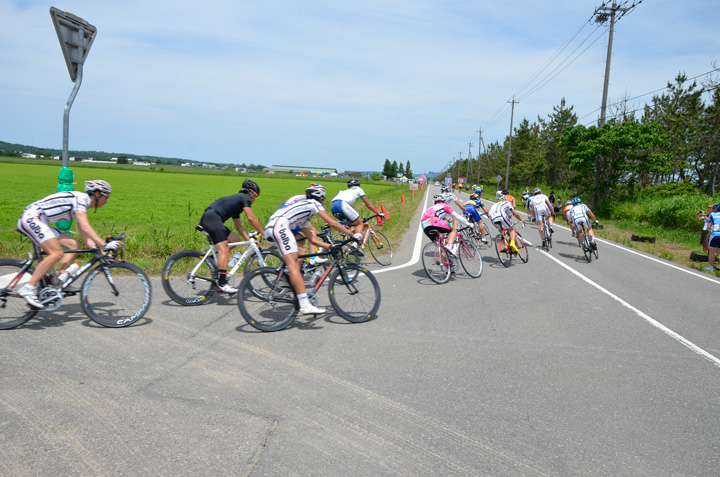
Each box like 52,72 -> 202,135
505,194 -> 516,208
708,211 -> 720,237
563,203 -> 574,221
463,199 -> 485,222
421,203 -> 469,240
489,201 -> 515,230
206,192 -> 253,221
18,191 -> 91,244
570,203 -> 592,229
331,186 -> 365,205
530,194 -> 551,221
265,198 -> 325,254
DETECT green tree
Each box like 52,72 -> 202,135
561,119 -> 670,209
405,160 -> 413,179
537,98 -> 578,187
398,162 -> 405,176
117,155 -> 129,164
382,159 -> 393,178
392,160 -> 399,177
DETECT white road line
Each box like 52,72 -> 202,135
530,242 -> 720,369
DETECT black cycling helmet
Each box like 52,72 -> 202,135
713,203 -> 720,212
347,179 -> 360,188
241,179 -> 260,196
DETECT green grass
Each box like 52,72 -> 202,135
0,159 -> 422,274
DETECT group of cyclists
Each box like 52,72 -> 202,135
421,181 -> 601,260
15,178 -> 383,316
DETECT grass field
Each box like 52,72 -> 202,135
0,159 -> 425,274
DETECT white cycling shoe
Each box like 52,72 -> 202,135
18,285 -> 44,308
308,257 -> 328,265
217,283 -> 238,294
299,303 -> 326,315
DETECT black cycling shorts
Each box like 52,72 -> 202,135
200,208 -> 232,244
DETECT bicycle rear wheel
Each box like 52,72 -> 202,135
458,240 -> 483,278
367,230 -> 393,266
81,262 -> 152,328
582,236 -> 592,262
495,233 -> 511,267
328,264 -> 381,323
516,235 -> 529,263
238,267 -> 298,332
421,241 -> 452,284
592,241 -> 599,260
162,250 -> 217,306
0,259 -> 38,330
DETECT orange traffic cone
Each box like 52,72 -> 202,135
380,203 -> 389,220
401,193 -> 405,203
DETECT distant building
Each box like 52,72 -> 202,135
265,165 -> 337,176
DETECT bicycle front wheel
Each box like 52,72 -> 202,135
459,240 -> 483,278
592,242 -> 599,260
162,250 -> 217,306
328,264 -> 381,323
422,241 -> 452,284
495,234 -> 510,268
238,267 -> 298,332
0,259 -> 38,330
367,230 -> 393,266
81,262 -> 152,328
243,248 -> 283,275
517,235 -> 529,263
582,236 -> 592,262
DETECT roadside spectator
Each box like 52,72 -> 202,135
706,203 -> 720,272
548,191 -> 556,206
697,205 -> 711,253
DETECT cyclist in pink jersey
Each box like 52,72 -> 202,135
421,195 -> 471,257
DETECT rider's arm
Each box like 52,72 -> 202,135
301,225 -> 328,249
455,200 -> 468,214
511,209 -> 526,223
450,211 -> 471,227
232,217 -> 251,241
75,210 -> 107,248
242,206 -> 265,235
361,195 -> 376,214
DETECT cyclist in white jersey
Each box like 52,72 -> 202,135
488,195 -> 526,253
16,180 -> 118,308
330,179 -> 382,236
569,198 -> 598,249
529,187 -> 556,243
264,183 -> 361,315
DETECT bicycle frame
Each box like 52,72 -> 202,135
197,238 -> 263,276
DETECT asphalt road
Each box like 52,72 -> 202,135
2,186 -> 719,476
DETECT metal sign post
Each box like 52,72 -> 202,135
50,7 -> 96,230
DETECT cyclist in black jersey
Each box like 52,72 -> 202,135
199,179 -> 264,293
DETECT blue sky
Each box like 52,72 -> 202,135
1,1 -> 718,175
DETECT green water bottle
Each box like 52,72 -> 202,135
56,167 -> 75,231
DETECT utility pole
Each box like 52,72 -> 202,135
595,1 -> 633,127
505,96 -> 518,190
477,128 -> 483,184
466,142 -> 472,182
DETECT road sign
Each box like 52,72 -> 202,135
50,7 -> 97,82
495,175 -> 503,183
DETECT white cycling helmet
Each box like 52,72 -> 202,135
84,180 -> 112,195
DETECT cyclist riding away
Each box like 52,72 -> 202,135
463,193 -> 490,244
421,194 -> 472,257
570,198 -> 598,250
502,189 -> 517,209
278,184 -> 325,266
488,194 -> 526,254
529,187 -> 556,242
16,180 -> 118,308
264,183 -> 362,315
331,179 -> 383,237
199,179 -> 265,294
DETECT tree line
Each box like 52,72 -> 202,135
445,70 -> 720,211
382,159 -> 413,180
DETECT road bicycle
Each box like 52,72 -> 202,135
421,226 -> 483,284
161,227 -> 281,306
333,214 -> 393,266
237,237 -> 381,332
0,231 -> 152,330
462,213 -> 492,248
539,215 -> 553,251
577,223 -> 599,263
494,222 -> 529,267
